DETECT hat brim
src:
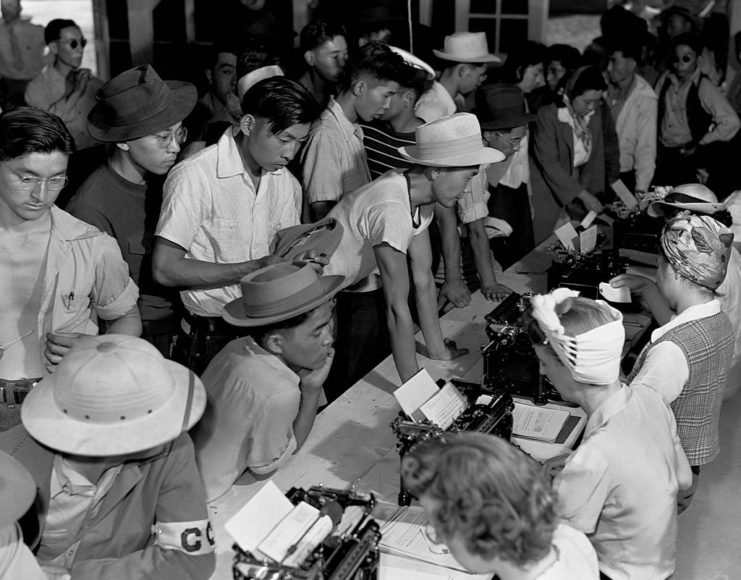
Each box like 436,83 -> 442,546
223,275 -> 345,327
479,112 -> 537,130
397,145 -> 505,167
433,50 -> 501,64
648,200 -> 726,218
21,363 -> 206,457
0,451 -> 36,527
87,81 -> 199,143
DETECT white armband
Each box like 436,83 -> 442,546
154,519 -> 215,555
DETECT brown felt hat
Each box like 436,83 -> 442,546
475,84 -> 536,130
88,64 -> 197,142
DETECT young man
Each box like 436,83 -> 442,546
192,263 -> 342,500
24,18 -> 102,153
605,39 -> 657,193
67,65 -> 197,356
530,290 -> 692,580
0,335 -> 214,579
153,77 -> 321,374
0,107 -> 140,431
323,113 -> 503,398
611,213 -> 735,511
297,19 -> 348,109
300,41 -> 405,222
415,32 -> 499,124
199,43 -> 242,128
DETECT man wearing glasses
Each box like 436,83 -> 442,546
67,65 -> 197,356
0,107 -> 141,431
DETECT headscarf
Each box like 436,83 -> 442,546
660,213 -> 734,291
530,288 -> 624,385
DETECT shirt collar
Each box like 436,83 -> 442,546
326,96 -> 363,142
651,299 -> 721,342
583,384 -> 630,438
243,336 -> 300,382
215,126 -> 284,180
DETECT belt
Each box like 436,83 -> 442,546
0,378 -> 42,406
181,311 -> 236,336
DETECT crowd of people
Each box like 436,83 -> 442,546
0,0 -> 739,578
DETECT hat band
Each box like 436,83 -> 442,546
241,279 -> 326,318
415,134 -> 484,160
99,83 -> 173,129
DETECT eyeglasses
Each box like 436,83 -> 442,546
58,38 -> 88,50
0,161 -> 68,191
154,127 -> 188,149
673,54 -> 694,63
495,131 -> 525,149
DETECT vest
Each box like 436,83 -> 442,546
657,73 -> 714,146
628,312 -> 733,465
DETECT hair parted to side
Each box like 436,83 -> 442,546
499,40 -> 546,84
45,19 -> 79,44
240,77 -> 321,135
300,19 -> 348,53
546,44 -> 581,72
339,41 -> 405,92
236,36 -> 281,80
399,62 -> 432,99
563,65 -> 607,102
0,107 -> 75,160
401,432 -> 557,567
554,296 -> 621,337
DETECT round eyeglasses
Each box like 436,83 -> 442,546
58,38 -> 88,50
154,127 -> 188,149
1,161 -> 68,191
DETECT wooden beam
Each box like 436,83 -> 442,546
184,0 -> 196,44
92,0 -> 110,79
126,0 -> 161,66
455,0 -> 471,32
293,0 -> 309,47
528,0 -> 549,42
419,0 -> 433,26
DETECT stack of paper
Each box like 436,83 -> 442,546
394,369 -> 467,429
512,402 -> 569,443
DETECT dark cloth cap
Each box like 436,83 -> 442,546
87,64 -> 197,142
474,84 -> 536,130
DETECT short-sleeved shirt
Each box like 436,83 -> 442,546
325,170 -> 435,290
24,65 -> 103,150
359,120 -> 415,179
538,524 -> 599,580
191,336 -> 300,500
553,384 -> 689,580
300,96 -> 371,205
156,128 -> 302,317
414,80 -> 457,124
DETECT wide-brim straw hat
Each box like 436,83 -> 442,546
0,450 -> 35,527
223,263 -> 344,327
475,84 -> 537,130
398,112 -> 505,167
433,32 -> 501,64
648,183 -> 727,217
22,335 -> 206,457
88,64 -> 197,142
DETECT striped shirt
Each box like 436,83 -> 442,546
359,121 -> 416,179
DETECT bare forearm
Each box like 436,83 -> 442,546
435,205 -> 463,282
292,388 -> 323,449
386,303 -> 420,383
467,220 -> 497,286
105,306 -> 142,337
415,274 -> 447,358
153,255 -> 265,289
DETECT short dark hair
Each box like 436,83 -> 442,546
249,311 -> 311,346
300,19 -> 347,53
236,36 -> 281,80
339,41 -> 405,92
241,77 -> 321,134
0,107 -> 75,161
563,65 -> 606,101
672,32 -> 704,56
499,41 -> 546,84
206,41 -> 239,72
606,38 -> 643,64
45,19 -> 79,44
546,44 -> 582,72
399,63 -> 432,98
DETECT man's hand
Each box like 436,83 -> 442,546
256,254 -> 284,270
44,332 -> 85,373
73,68 -> 91,95
292,250 -> 329,274
416,338 -> 468,361
438,278 -> 471,308
577,190 -> 604,214
543,453 -> 570,480
298,348 -> 334,391
481,281 -> 512,302
610,273 -> 661,310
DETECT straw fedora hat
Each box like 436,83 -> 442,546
433,32 -> 501,64
223,263 -> 344,327
398,113 -> 505,167
22,335 -> 206,457
648,183 -> 728,218
87,64 -> 197,142
0,450 -> 35,527
475,84 -> 536,130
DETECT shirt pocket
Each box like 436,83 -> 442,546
210,218 -> 245,263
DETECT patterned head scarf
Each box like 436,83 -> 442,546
660,213 -> 734,291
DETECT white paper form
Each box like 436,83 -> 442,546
555,222 -> 579,251
612,179 -> 639,210
393,368 -> 440,422
418,382 -> 467,430
225,480 -> 294,552
512,402 -> 569,442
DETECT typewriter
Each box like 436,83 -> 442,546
613,212 -> 663,258
233,486 -> 381,580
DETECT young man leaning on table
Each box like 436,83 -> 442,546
321,113 -> 505,401
191,263 -> 342,501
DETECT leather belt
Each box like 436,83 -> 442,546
0,378 -> 41,407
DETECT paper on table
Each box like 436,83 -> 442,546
419,382 -> 467,430
579,210 -> 598,230
555,222 -> 579,251
394,368 -> 439,421
225,480 -> 294,552
579,225 -> 598,254
599,282 -> 631,303
512,402 -> 570,442
257,501 -> 331,565
379,553 -> 490,580
612,179 -> 639,210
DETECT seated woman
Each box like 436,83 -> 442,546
530,290 -> 692,580
401,432 -> 600,579
531,66 -> 609,242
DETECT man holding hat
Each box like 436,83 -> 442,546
323,113 -> 504,398
67,64 -> 197,356
153,77 -> 321,374
0,334 -> 215,579
0,107 -> 140,431
611,213 -> 735,510
192,263 -> 341,500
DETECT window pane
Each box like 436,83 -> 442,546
469,18 -> 497,53
499,19 -> 529,54
471,0 -> 496,13
502,0 -> 529,15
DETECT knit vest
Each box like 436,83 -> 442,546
657,73 -> 714,146
628,311 -> 733,465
